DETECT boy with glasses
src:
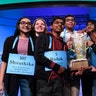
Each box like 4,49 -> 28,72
60,15 -> 81,96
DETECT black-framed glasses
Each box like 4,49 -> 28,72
66,19 -> 75,22
20,21 -> 32,26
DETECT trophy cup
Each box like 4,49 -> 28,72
69,32 -> 89,70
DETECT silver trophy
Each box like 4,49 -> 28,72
69,32 -> 89,70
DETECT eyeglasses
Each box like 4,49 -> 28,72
20,21 -> 32,26
66,19 -> 75,22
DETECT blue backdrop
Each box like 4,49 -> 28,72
0,6 -> 95,63
0,5 -> 96,96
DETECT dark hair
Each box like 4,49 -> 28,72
63,15 -> 75,24
86,20 -> 96,32
50,16 -> 63,25
86,20 -> 96,28
14,17 -> 33,37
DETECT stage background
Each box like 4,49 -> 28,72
0,1 -> 96,96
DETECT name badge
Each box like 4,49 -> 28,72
6,53 -> 35,75
44,51 -> 67,71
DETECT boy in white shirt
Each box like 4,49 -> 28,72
60,15 -> 81,96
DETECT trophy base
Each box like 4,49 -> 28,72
69,59 -> 89,71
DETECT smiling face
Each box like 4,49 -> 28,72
33,19 -> 47,37
51,19 -> 64,34
64,16 -> 76,29
34,19 -> 47,33
18,18 -> 32,34
86,22 -> 95,33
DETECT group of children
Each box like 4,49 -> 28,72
0,15 -> 96,96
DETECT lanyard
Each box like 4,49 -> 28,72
48,36 -> 52,49
63,28 -> 75,42
12,36 -> 34,51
